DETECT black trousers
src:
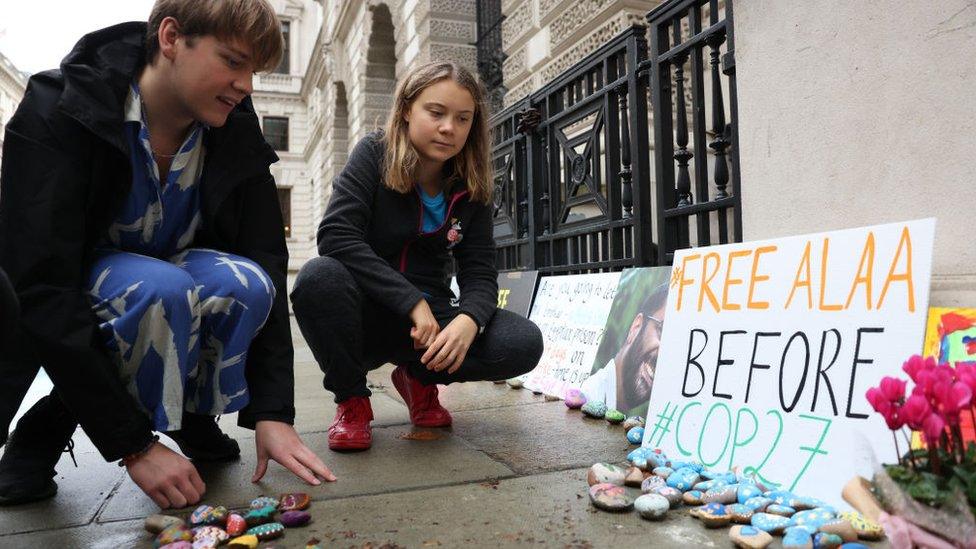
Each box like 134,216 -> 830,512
290,256 -> 544,402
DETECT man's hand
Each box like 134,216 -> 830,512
127,442 -> 206,509
421,314 -> 478,374
252,421 -> 337,485
409,298 -> 439,350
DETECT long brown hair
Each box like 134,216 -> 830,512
382,62 -> 493,204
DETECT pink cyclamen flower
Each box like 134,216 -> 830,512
901,394 -> 931,430
931,381 -> 972,425
878,376 -> 907,403
921,412 -> 946,446
954,362 -> 976,396
902,355 -> 935,382
865,386 -> 904,430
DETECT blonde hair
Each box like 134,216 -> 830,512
146,0 -> 284,73
382,61 -> 493,204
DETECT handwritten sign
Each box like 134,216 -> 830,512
522,273 -> 622,397
643,219 -> 935,506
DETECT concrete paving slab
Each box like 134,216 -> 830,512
98,424 -> 514,522
0,519 -> 147,549
0,428 -> 126,537
436,380 -> 549,412
450,400 -> 636,475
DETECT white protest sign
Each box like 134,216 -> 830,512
522,272 -> 622,397
642,219 -> 935,506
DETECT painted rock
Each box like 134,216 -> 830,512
693,479 -> 717,492
790,509 -> 836,529
640,475 -> 665,493
695,503 -> 732,528
682,490 -> 704,505
793,496 -> 828,510
506,378 -> 523,389
767,504 -> 796,517
627,446 -> 651,464
191,537 -> 217,549
159,543 -> 192,549
225,514 -> 247,536
588,483 -> 634,512
227,535 -> 258,549
624,466 -> 645,487
280,510 -> 312,528
634,494 -> 669,520
653,486 -> 683,508
246,522 -> 285,541
604,409 -> 626,424
250,496 -> 279,510
818,519 -> 857,542
192,526 -> 229,544
645,452 -> 669,470
729,525 -> 773,549
586,462 -> 627,486
666,467 -> 700,491
145,514 -> 184,534
743,496 -> 772,512
626,426 -> 644,444
544,394 -> 561,402
836,544 -> 869,549
564,388 -> 586,409
669,461 -> 704,473
765,490 -> 799,507
837,511 -> 884,540
727,503 -> 754,524
622,416 -> 645,431
751,512 -> 791,533
652,466 -> 673,479
581,401 -> 607,419
188,505 -> 213,526
244,505 -> 277,527
783,525 -> 815,549
155,524 -> 194,548
813,532 -> 843,549
737,484 -> 763,504
702,485 -> 738,505
278,492 -> 311,511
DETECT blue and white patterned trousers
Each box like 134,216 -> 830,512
86,248 -> 275,431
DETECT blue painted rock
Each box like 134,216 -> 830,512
588,483 -> 634,512
192,526 -> 228,544
767,504 -> 796,517
626,426 -> 644,444
586,462 -> 627,486
682,489 -> 704,505
634,493 -> 670,520
751,512 -> 791,533
783,525 -> 815,549
836,544 -> 870,549
666,467 -> 700,491
244,505 -> 277,527
640,475 -> 666,493
837,511 -> 884,540
605,408 -> 626,424
622,416 -> 645,431
696,502 -> 732,528
702,485 -> 738,504
646,452 -> 669,469
652,466 -> 673,479
737,484 -> 763,504
813,532 -> 843,549
744,496 -> 772,512
188,505 -> 214,526
246,522 -> 284,541
729,524 -> 773,549
627,447 -> 650,464
653,486 -> 683,507
225,513 -> 247,536
155,524 -> 193,548
564,388 -> 586,409
581,401 -> 607,419
250,496 -> 279,510
793,495 -> 828,510
145,514 -> 184,534
818,519 -> 858,542
693,479 -> 716,492
790,509 -> 836,529
278,492 -> 311,511
765,490 -> 799,507
279,510 -> 311,528
727,503 -> 755,524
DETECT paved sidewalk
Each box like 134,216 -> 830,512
0,320 -> 885,548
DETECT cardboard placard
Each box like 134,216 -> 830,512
496,271 -> 540,317
643,219 -> 935,505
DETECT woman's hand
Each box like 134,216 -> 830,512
421,314 -> 478,374
127,442 -> 205,509
252,421 -> 336,485
409,298 -> 439,349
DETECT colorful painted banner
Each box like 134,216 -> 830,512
923,307 -> 976,444
642,219 -> 935,506
522,272 -> 622,397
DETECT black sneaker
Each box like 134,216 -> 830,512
162,413 -> 240,462
0,394 -> 77,506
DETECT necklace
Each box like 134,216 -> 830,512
139,96 -> 179,159
151,149 -> 178,159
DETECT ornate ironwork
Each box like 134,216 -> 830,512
475,0 -> 507,113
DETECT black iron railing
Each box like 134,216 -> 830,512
490,0 -> 741,273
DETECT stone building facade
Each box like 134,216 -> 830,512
0,51 -> 27,170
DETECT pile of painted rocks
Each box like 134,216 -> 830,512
586,448 -> 887,549
144,492 -> 323,548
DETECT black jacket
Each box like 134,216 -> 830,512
318,132 -> 498,328
0,22 -> 295,461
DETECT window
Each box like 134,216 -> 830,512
277,187 -> 291,238
263,116 -> 289,151
274,21 -> 290,74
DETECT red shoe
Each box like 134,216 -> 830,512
328,396 -> 373,451
391,365 -> 452,427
